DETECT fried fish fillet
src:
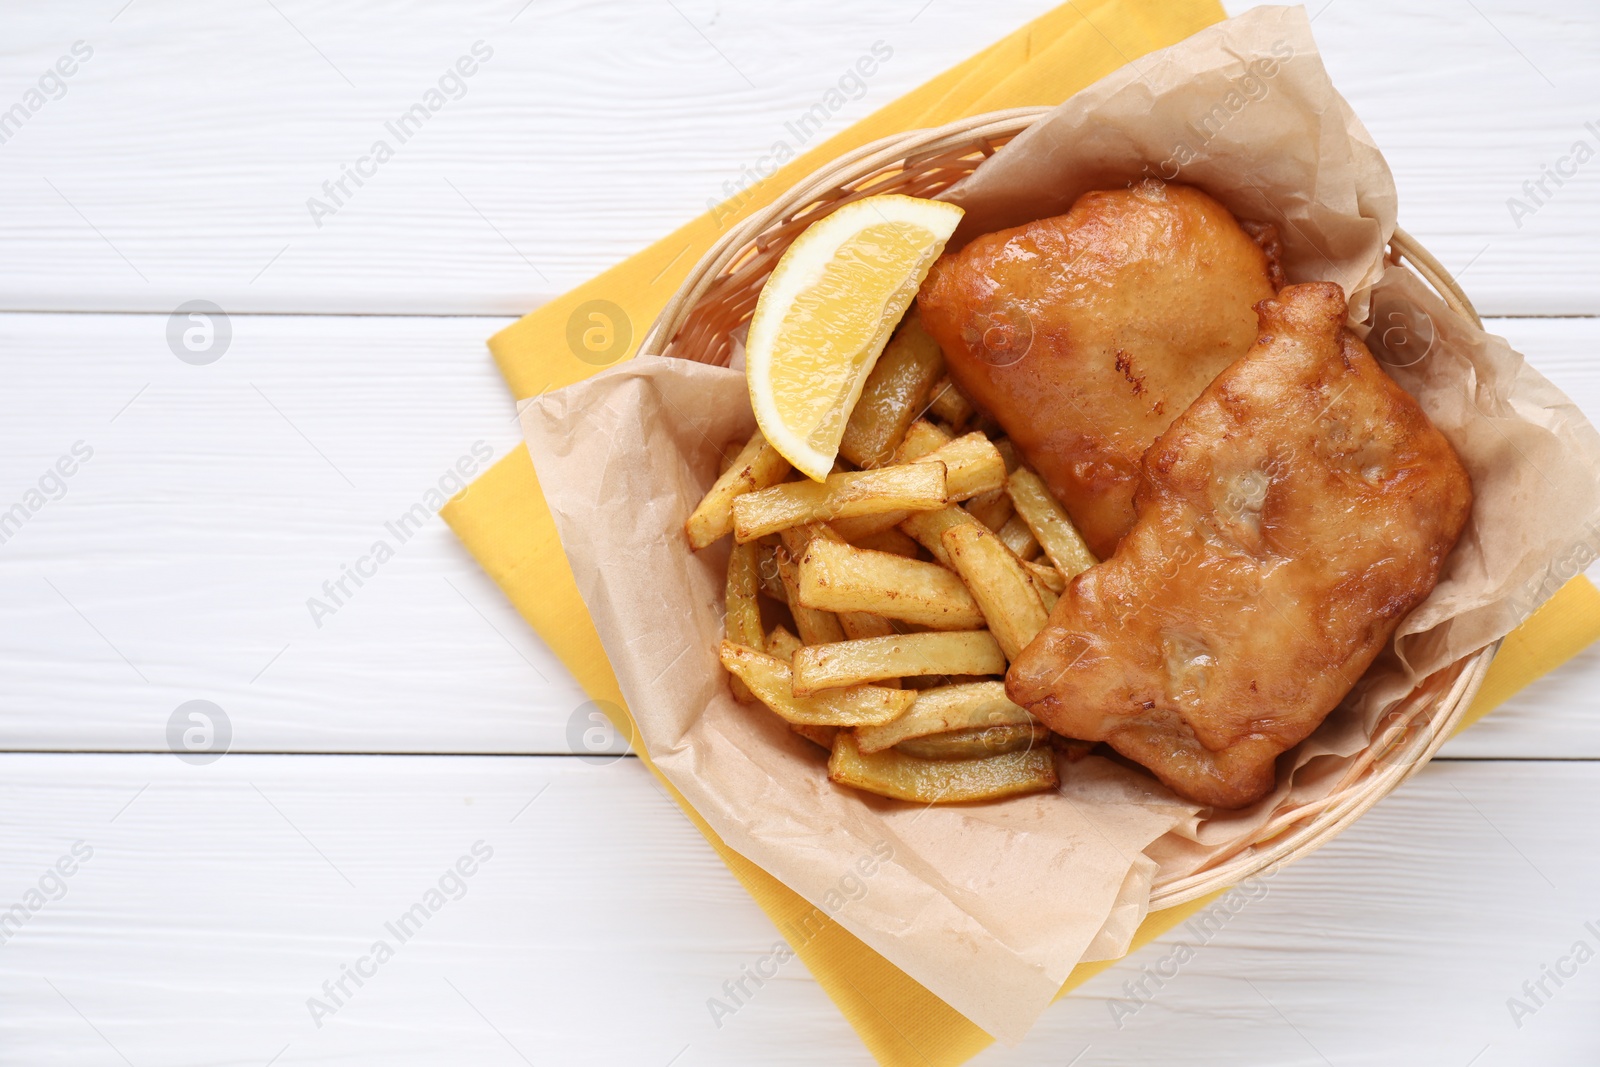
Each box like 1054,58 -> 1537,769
1005,283 -> 1473,809
917,180 -> 1282,558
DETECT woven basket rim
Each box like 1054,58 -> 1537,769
646,106 -> 1499,909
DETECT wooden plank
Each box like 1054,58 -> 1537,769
0,1 -> 1595,314
0,312 -> 593,755
0,754 -> 1593,1064
983,758 -> 1600,1066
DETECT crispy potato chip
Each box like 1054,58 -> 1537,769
896,723 -> 1048,759
855,681 -> 1034,753
838,313 -> 946,469
733,462 -> 949,542
1006,467 -> 1098,578
797,538 -> 985,630
940,522 -> 1049,661
686,430 -> 792,550
718,642 -> 914,727
828,731 -> 1057,803
790,630 -> 1006,696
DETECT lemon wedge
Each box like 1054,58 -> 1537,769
746,194 -> 964,481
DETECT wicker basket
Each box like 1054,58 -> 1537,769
642,107 -> 1498,910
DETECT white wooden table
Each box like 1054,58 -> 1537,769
2,1 -> 1597,1063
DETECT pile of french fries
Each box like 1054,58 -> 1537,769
686,314 -> 1100,804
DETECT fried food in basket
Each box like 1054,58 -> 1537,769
688,312 -> 1087,802
917,180 -> 1281,558
688,185 -> 1471,812
733,461 -> 949,542
797,538 -> 986,630
854,681 -> 1034,754
1006,283 -> 1473,809
838,313 -> 946,469
685,430 -> 791,550
791,631 -> 1007,695
719,642 -> 915,727
828,732 -> 1056,803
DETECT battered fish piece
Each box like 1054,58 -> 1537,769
918,180 -> 1282,558
1006,283 -> 1472,809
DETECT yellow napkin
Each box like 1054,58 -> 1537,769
442,3 -> 1600,1061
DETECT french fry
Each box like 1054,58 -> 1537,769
797,538 -> 985,630
790,630 -> 1007,696
831,433 -> 1006,540
768,623 -> 834,746
904,507 -> 1056,607
766,624 -> 804,661
756,543 -> 788,602
828,731 -> 1057,803
838,611 -> 898,641
776,522 -> 829,556
918,434 -> 1007,500
925,376 -> 975,429
784,521 -> 908,639
965,488 -> 1013,532
725,542 -> 764,703
1006,467 -> 1098,578
776,551 -> 846,645
839,313 -> 946,469
855,681 -> 1034,754
1022,559 -> 1066,592
992,437 -> 1021,474
791,724 -> 839,750
1022,553 -> 1058,614
940,523 -> 1049,661
776,525 -> 897,641
733,462 -> 949,542
898,505 -> 982,568
896,723 -> 1047,759
718,642 -> 915,727
892,419 -> 953,463
847,526 -> 921,558
998,513 -> 1041,560
685,430 -> 791,550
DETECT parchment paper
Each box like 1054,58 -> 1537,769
520,4 -> 1600,1043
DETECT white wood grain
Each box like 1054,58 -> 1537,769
0,1 -> 1595,315
0,754 -> 1592,1066
0,311 -> 591,755
3,2 -> 1599,1064
1,311 -> 1596,756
